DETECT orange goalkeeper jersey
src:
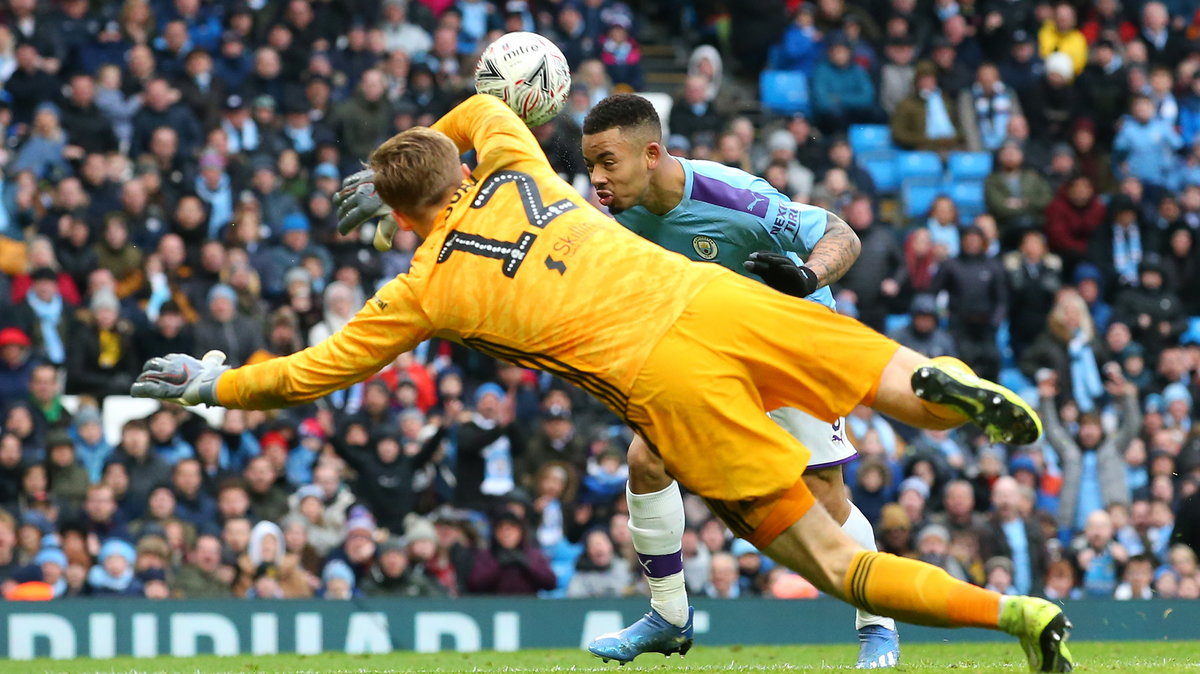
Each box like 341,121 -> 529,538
216,94 -> 726,419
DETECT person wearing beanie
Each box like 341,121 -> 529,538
14,266 -> 71,368
915,523 -> 969,582
1071,262 -> 1112,333
31,546 -> 69,597
810,35 -> 883,134
263,212 -> 334,300
135,300 -> 196,365
1024,50 -> 1080,143
11,101 -> 70,179
1162,382 -> 1193,432
193,283 -> 265,367
70,406 -> 112,484
877,503 -> 914,558
1114,256 -> 1188,360
0,327 -> 37,407
45,430 -> 88,510
321,559 -> 359,599
466,511 -> 556,595
454,383 -> 522,512
361,533 -> 446,598
890,294 -> 958,361
66,288 -> 138,398
87,538 -> 143,596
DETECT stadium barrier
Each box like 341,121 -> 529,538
3,597 -> 1196,660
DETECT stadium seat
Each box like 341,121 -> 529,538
542,540 -> 582,598
638,91 -> 674,137
948,181 -> 985,225
858,150 -> 900,194
884,314 -> 911,336
946,152 -> 994,182
849,124 -> 892,154
901,177 -> 944,220
101,395 -> 160,446
897,151 -> 943,181
58,394 -> 81,416
997,320 -> 1013,368
999,367 -> 1034,402
192,404 -> 227,429
759,70 -> 811,116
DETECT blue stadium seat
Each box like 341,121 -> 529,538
540,540 -> 582,598
849,124 -> 892,154
858,150 -> 899,194
759,70 -> 810,115
542,560 -> 574,599
997,320 -> 1013,368
548,539 -> 582,564
948,181 -> 985,225
901,177 -> 944,220
897,151 -> 943,181
947,152 -> 994,182
999,367 -> 1034,402
884,314 -> 911,336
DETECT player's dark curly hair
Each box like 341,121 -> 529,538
582,94 -> 662,139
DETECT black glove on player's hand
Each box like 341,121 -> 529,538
743,251 -> 820,298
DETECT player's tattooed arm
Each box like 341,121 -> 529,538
804,213 -> 861,287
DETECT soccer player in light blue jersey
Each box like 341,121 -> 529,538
580,94 -> 901,669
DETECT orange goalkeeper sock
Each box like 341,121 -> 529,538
843,551 -> 1001,629
915,355 -> 978,425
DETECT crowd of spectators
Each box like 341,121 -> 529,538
0,0 -> 1197,607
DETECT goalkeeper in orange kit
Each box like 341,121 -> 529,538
132,94 -> 1071,672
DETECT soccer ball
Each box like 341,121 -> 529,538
474,32 -> 572,127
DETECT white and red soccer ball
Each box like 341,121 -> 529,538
474,32 -> 572,127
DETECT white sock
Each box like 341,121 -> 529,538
842,502 -> 897,632
627,481 -> 689,627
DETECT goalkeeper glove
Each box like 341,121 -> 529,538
333,168 -> 400,251
743,251 -> 821,298
130,350 -> 229,406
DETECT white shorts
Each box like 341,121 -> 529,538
766,407 -> 857,469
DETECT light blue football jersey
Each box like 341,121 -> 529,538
614,157 -> 835,309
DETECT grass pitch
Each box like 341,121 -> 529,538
24,641 -> 1200,673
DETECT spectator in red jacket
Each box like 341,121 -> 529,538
1045,175 -> 1106,275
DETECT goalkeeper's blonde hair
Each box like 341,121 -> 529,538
369,127 -> 461,216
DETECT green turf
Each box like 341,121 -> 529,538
22,641 -> 1200,674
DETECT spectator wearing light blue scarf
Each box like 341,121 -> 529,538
19,267 -> 68,366
959,64 -> 1022,151
892,62 -> 964,152
195,152 -> 233,239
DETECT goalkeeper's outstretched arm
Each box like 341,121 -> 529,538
132,278 -> 433,410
